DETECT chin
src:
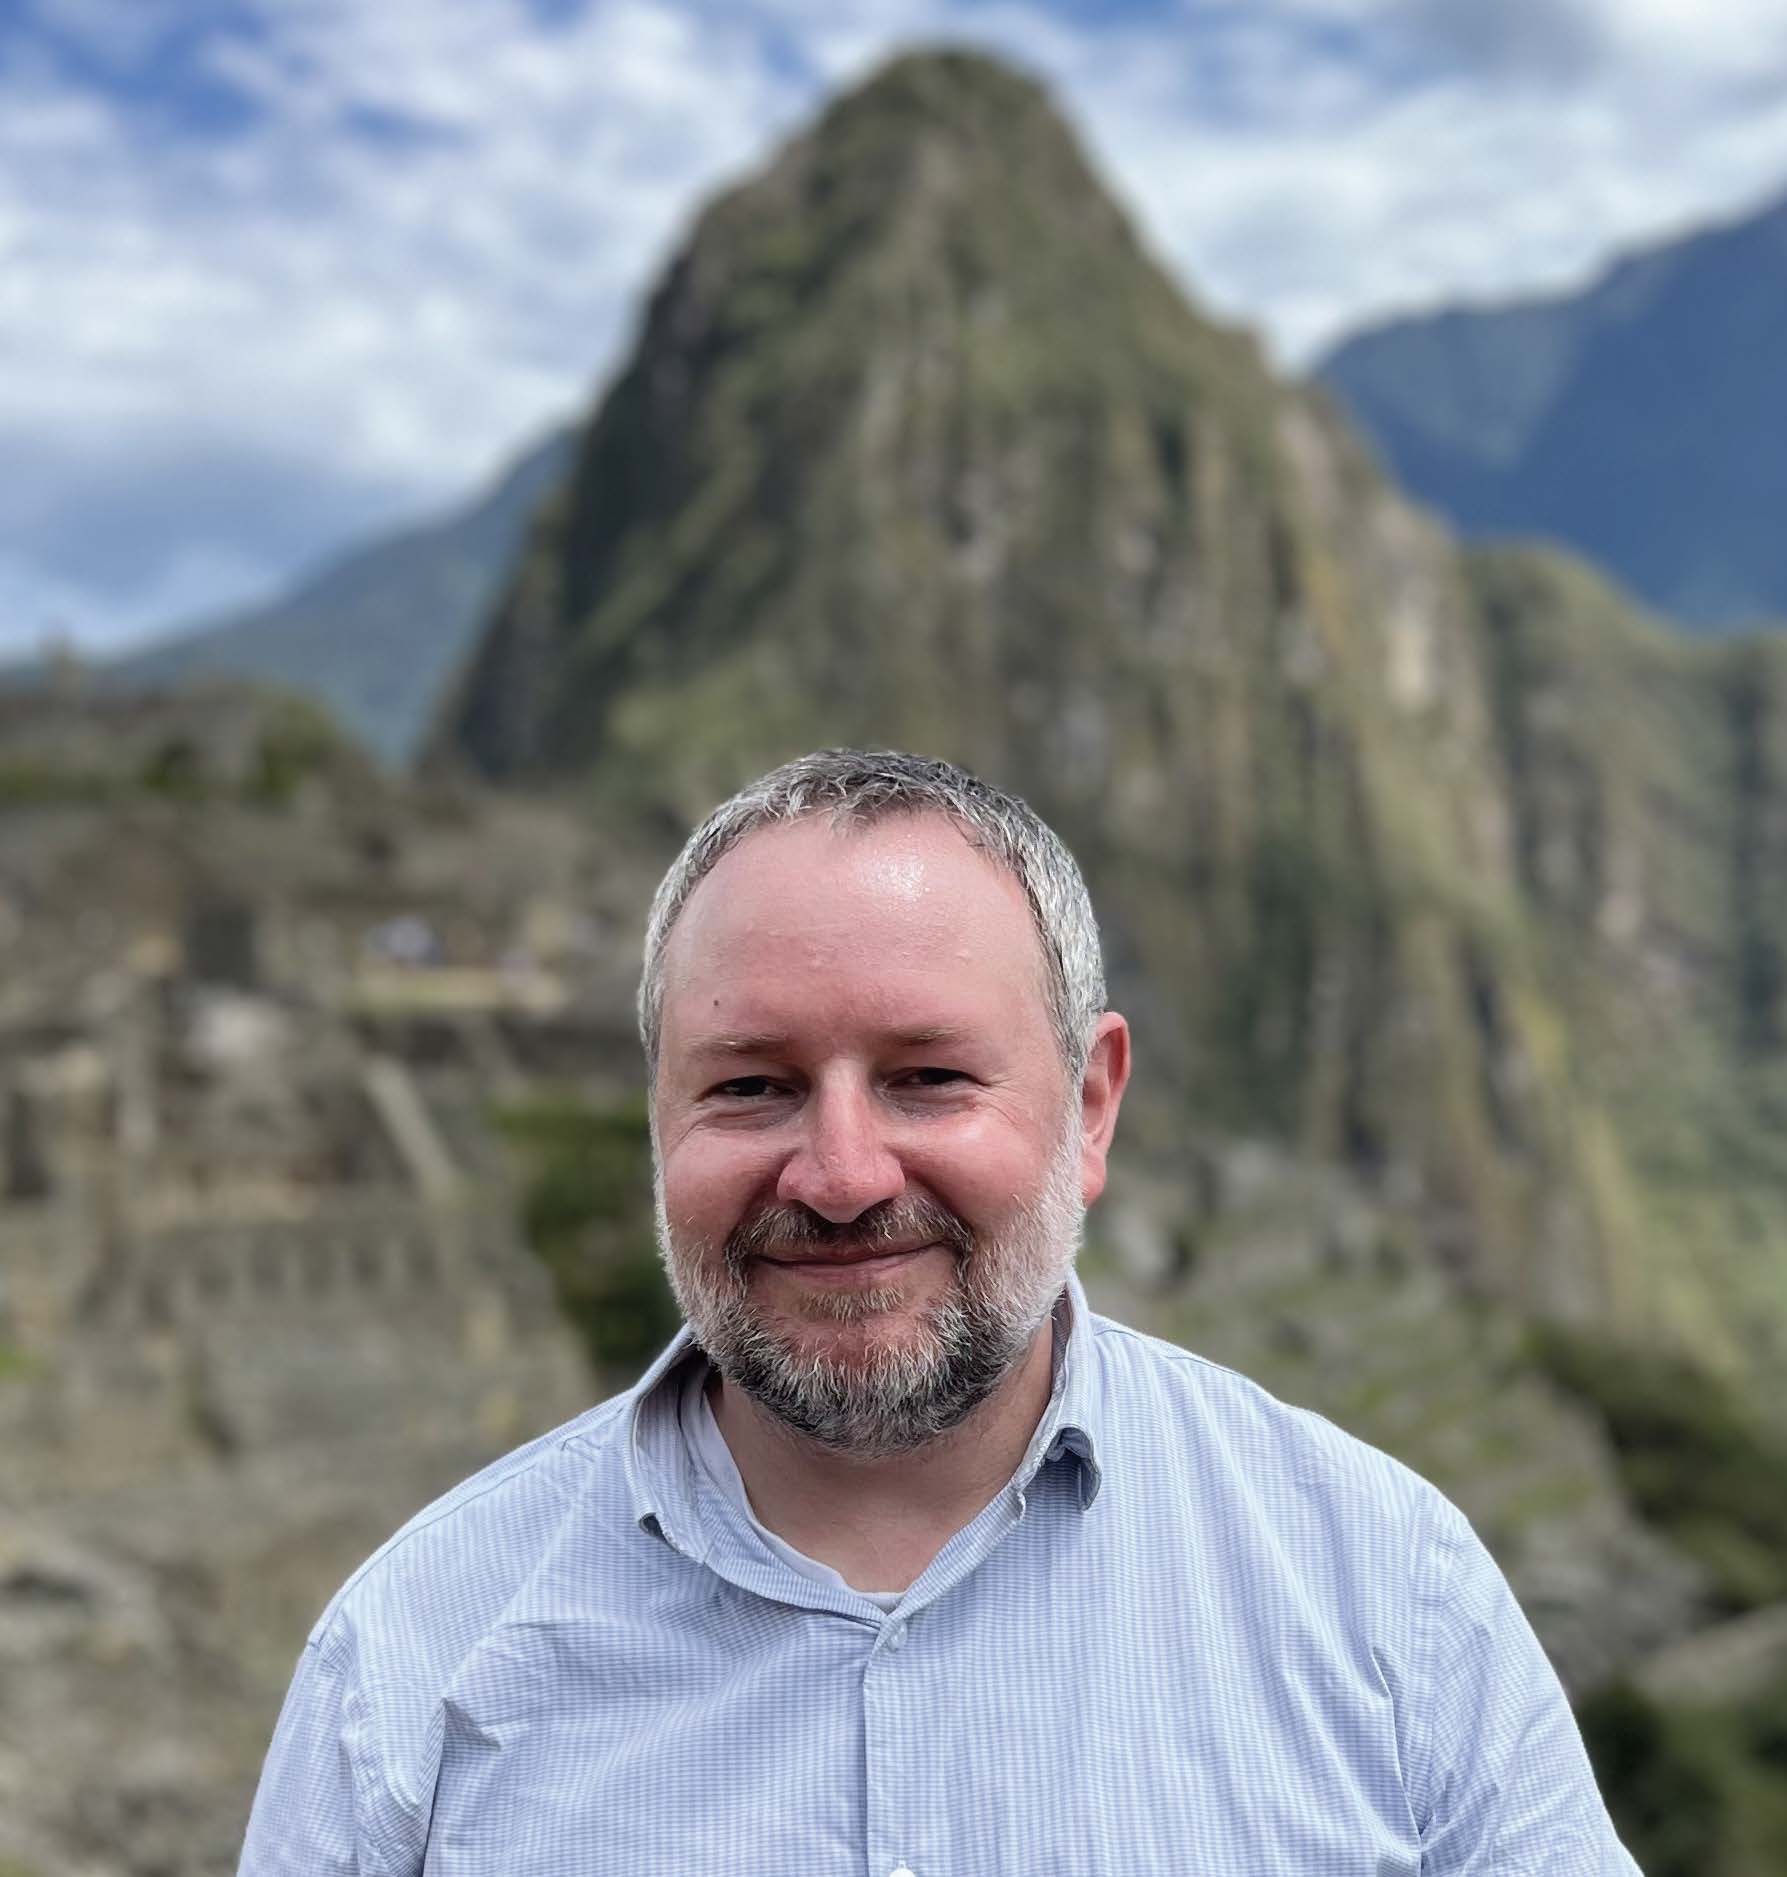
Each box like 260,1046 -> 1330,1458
754,1272 -> 970,1367
776,1282 -> 913,1326
764,1292 -> 946,1366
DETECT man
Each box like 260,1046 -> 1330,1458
240,749 -> 1639,1874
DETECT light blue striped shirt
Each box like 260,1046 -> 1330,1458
239,1275 -> 1638,1874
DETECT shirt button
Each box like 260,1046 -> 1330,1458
886,1622 -> 907,1651
890,1867 -> 916,1877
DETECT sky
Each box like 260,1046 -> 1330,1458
6,0 -> 1787,661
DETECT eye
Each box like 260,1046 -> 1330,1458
711,1076 -> 781,1100
897,1067 -> 969,1089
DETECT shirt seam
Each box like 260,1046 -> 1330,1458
1089,1312 -> 1455,1488
1409,1495 -> 1464,1844
302,1632 -> 394,1877
314,1400 -> 628,1632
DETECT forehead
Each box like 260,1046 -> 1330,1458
658,812 -> 1050,1040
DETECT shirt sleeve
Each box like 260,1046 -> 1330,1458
1410,1502 -> 1641,1876
237,1634 -> 380,1877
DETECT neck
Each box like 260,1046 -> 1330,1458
708,1308 -> 1060,1595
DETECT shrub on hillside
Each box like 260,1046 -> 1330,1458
1532,1325 -> 1787,1610
496,1094 -> 677,1378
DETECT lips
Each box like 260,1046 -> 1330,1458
724,1198 -> 970,1284
763,1241 -> 938,1267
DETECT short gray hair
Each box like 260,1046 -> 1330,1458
638,750 -> 1106,1079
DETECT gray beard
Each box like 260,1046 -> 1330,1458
655,1133 -> 1084,1459
703,1277 -> 1023,1458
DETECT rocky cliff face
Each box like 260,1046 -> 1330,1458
1465,549 -> 1787,1376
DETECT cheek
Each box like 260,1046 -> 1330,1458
910,1119 -> 1053,1219
659,1136 -> 776,1238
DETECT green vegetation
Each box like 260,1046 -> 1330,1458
139,734 -> 208,798
1579,1682 -> 1727,1877
1580,1681 -> 1787,1877
245,696 -> 349,806
1532,1325 -> 1787,1611
140,697 -> 348,807
0,685 -> 365,818
0,763 -> 117,806
496,1094 -> 678,1379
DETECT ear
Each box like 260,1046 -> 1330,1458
1076,1012 -> 1131,1207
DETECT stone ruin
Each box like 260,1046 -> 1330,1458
0,787 -> 648,1876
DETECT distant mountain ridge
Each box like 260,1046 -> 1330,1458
84,426 -> 575,765
1317,191 -> 1787,629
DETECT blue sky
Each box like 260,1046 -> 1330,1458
7,0 -> 1787,660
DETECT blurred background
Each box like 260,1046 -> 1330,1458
4,3 -> 1787,1872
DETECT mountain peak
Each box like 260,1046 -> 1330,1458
432,48 -> 1267,786
822,44 -> 1062,125
790,45 -> 1100,194
621,43 -> 1171,403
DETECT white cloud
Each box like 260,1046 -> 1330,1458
1,0 -> 823,654
1035,0 -> 1787,357
5,0 -> 1787,660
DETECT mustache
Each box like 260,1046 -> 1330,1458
725,1193 -> 973,1269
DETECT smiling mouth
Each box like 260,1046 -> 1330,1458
760,1244 -> 940,1280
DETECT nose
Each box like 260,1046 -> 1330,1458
775,1077 -> 905,1223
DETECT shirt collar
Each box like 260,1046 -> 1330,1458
1038,1269 -> 1104,1509
623,1316 -> 708,1553
623,1268 -> 1105,1540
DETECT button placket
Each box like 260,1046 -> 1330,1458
864,1605 -> 926,1877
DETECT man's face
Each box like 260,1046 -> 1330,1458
651,812 -> 1121,1456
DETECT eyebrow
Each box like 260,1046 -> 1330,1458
687,1033 -> 790,1061
685,1024 -> 976,1061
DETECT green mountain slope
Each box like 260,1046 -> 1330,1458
1466,546 -> 1787,1373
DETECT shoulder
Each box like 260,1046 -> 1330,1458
1082,1308 -> 1467,1571
308,1388 -> 636,1680
240,1391 -> 652,1872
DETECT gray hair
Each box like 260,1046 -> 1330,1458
638,749 -> 1106,1080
